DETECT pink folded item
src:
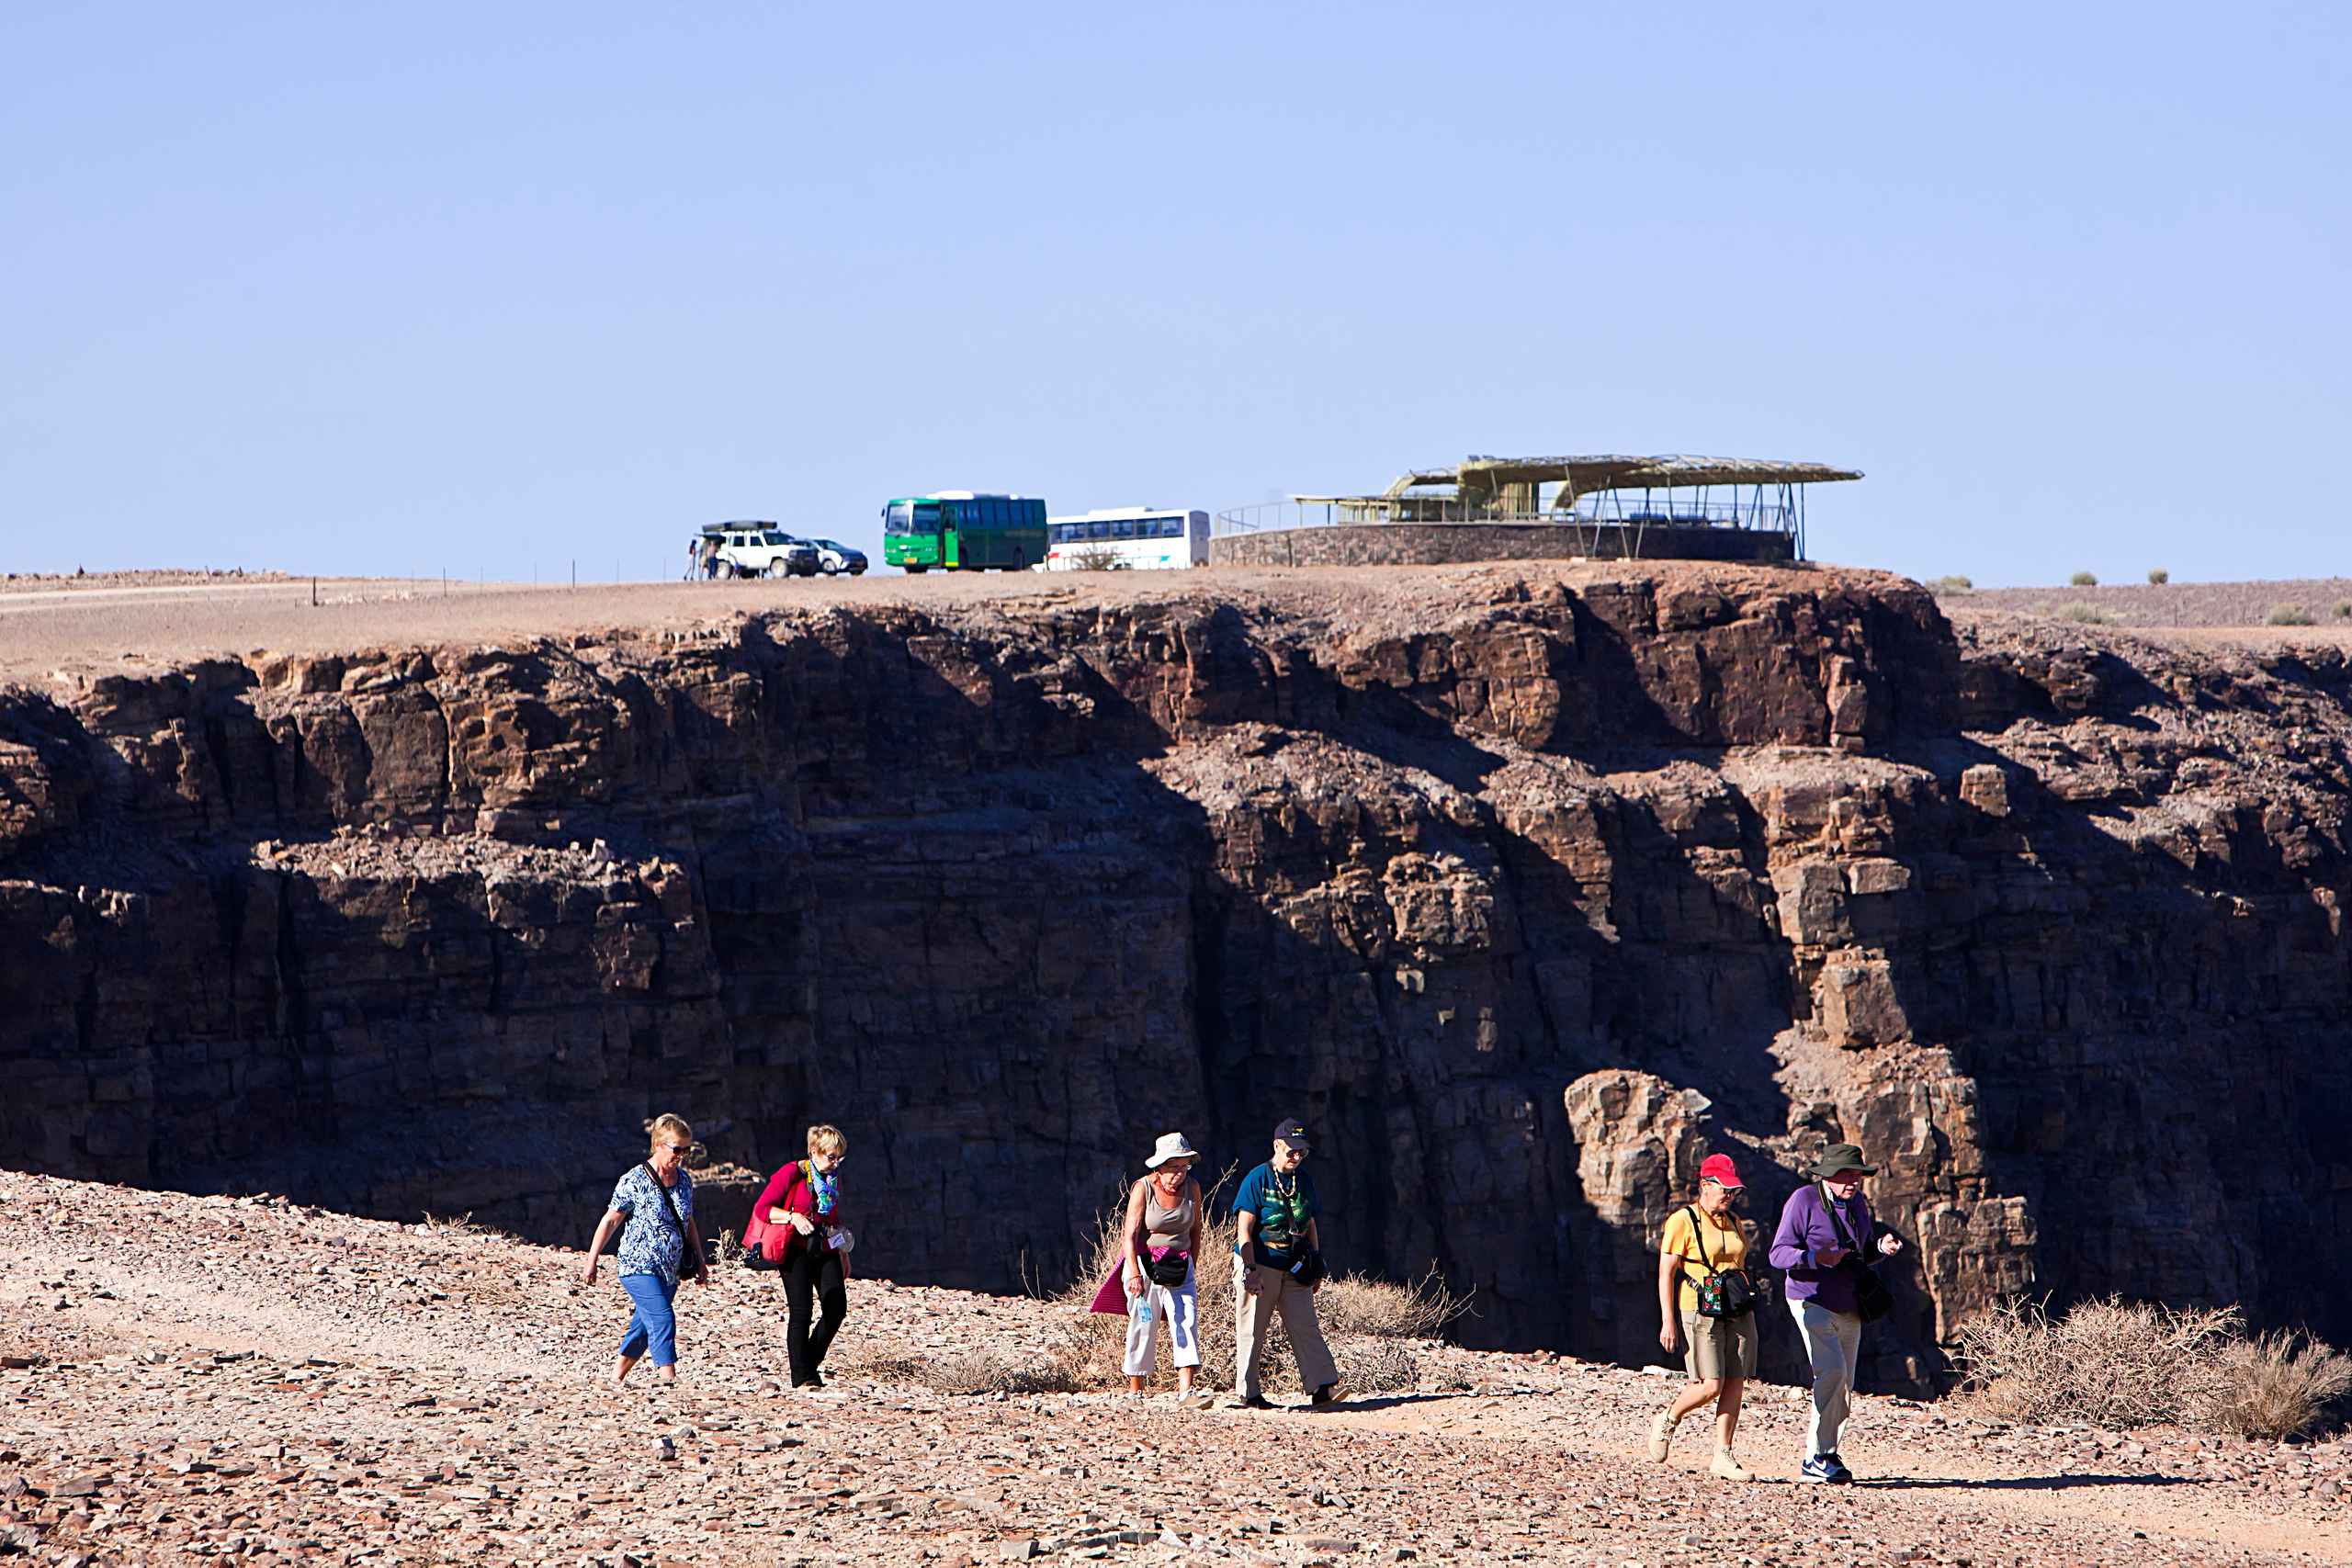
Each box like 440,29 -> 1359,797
1090,1246 -> 1186,1313
1089,1262 -> 1128,1314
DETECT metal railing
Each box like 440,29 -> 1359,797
1214,496 -> 1798,537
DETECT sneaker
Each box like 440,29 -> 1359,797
1310,1382 -> 1340,1408
1822,1450 -> 1855,1483
1647,1409 -> 1678,1463
1232,1393 -> 1275,1411
1798,1455 -> 1838,1483
1709,1449 -> 1754,1483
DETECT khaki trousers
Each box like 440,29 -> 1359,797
1233,1255 -> 1339,1400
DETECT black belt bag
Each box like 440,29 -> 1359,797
1145,1251 -> 1190,1288
1683,1205 -> 1758,1319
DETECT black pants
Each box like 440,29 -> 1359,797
783,1245 -> 848,1385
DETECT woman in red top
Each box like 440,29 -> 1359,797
750,1123 -> 853,1389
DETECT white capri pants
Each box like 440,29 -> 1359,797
1122,1269 -> 1201,1375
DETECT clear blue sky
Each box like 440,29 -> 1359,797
6,4 -> 2346,585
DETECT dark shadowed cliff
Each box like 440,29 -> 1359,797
6,562 -> 2350,1393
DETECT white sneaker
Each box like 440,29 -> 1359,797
1710,1448 -> 1754,1483
1647,1408 -> 1677,1462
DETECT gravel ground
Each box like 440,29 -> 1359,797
1942,578 -> 2352,635
2,1171 -> 2344,1566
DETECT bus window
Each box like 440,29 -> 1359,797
915,502 -> 941,530
1110,518 -> 1130,539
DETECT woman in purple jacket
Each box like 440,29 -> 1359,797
1769,1144 -> 1905,1483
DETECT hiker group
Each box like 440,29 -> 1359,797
1648,1143 -> 1905,1483
582,1114 -> 1906,1482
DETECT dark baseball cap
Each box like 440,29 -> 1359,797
1272,1117 -> 1312,1148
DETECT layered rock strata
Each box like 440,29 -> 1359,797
5,564 -> 2349,1392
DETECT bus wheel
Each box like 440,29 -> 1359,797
906,564 -> 926,574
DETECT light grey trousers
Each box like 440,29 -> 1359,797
1790,1295 -> 1864,1458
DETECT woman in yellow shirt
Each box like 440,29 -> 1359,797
1647,1153 -> 1758,1481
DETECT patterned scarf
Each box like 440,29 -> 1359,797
807,1161 -> 838,1218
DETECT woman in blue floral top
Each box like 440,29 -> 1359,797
583,1113 -> 707,1386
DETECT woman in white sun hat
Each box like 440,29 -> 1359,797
1094,1133 -> 1207,1403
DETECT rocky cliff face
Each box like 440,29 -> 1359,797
6,565 -> 2350,1392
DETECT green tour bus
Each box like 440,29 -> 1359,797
881,492 -> 1047,572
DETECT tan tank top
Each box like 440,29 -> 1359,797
1145,1180 -> 1197,1251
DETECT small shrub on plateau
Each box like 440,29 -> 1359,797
2147,568 -> 2170,585
2267,603 -> 2316,626
2070,570 -> 2099,587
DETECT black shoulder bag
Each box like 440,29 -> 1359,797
1817,1182 -> 1891,1323
645,1163 -> 703,1281
1682,1205 -> 1758,1319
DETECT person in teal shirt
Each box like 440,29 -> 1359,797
1229,1117 -> 1340,1408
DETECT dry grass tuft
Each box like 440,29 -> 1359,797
420,1211 -> 489,1235
2207,1331 -> 2352,1441
1956,1297 -> 2352,1438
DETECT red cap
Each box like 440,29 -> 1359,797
1699,1153 -> 1745,1190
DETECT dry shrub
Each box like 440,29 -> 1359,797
1951,1297 -> 2352,1438
2267,602 -> 2317,626
2056,601 -> 2113,626
1316,1268 -> 1473,1340
1955,1297 -> 2244,1427
845,1337 -> 1094,1397
1334,1337 -> 1419,1395
2207,1331 -> 2352,1441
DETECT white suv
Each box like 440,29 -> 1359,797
808,538 -> 868,576
705,523 -> 818,579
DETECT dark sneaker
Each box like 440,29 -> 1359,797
1310,1382 -> 1340,1408
1799,1455 -> 1838,1483
1822,1451 -> 1855,1483
1234,1393 -> 1275,1410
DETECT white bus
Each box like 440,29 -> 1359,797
1043,507 -> 1210,570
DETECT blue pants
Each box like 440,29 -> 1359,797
619,1272 -> 679,1366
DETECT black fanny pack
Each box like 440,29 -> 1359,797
1683,1205 -> 1758,1319
1145,1251 -> 1190,1288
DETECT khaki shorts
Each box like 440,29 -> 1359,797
1680,1306 -> 1758,1382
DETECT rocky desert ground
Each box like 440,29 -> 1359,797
3,1169 -> 2348,1568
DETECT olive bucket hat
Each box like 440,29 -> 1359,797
1811,1143 -> 1878,1179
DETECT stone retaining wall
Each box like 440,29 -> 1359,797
1210,521 -> 1796,568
